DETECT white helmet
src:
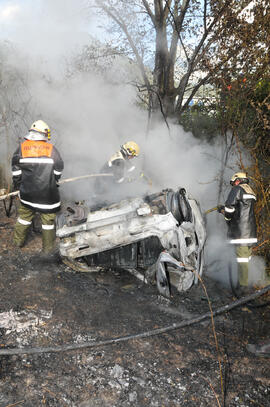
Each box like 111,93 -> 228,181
29,120 -> 51,140
230,172 -> 248,185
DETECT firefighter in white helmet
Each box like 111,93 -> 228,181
11,120 -> 64,256
94,141 -> 150,206
219,172 -> 257,293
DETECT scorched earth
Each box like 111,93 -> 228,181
0,204 -> 269,407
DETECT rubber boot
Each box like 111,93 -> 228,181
236,246 -> 252,287
13,222 -> 30,247
40,212 -> 56,254
42,229 -> 56,254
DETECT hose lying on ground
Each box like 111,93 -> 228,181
0,285 -> 269,356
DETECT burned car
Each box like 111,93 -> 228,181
56,188 -> 206,298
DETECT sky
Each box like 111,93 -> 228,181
1,0 -> 263,285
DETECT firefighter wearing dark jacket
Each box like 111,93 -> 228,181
12,120 -> 64,253
221,172 -> 257,288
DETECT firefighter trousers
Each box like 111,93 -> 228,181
235,245 -> 252,287
13,202 -> 57,253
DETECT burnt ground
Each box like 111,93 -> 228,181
0,202 -> 269,407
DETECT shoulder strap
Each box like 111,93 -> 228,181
240,183 -> 256,196
108,150 -> 125,165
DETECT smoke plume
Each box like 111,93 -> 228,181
0,0 -> 265,286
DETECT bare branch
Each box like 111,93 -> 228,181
95,0 -> 152,92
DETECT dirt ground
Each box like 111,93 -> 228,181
0,201 -> 269,407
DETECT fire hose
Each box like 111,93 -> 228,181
0,284 -> 269,356
204,205 -> 224,215
0,173 -> 113,201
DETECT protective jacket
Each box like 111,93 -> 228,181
12,139 -> 64,213
94,150 -> 136,196
224,183 -> 257,245
106,150 -> 136,183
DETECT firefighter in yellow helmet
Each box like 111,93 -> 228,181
121,141 -> 140,158
11,120 -> 64,256
219,172 -> 257,294
94,141 -> 150,206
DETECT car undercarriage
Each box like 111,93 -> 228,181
56,188 -> 206,298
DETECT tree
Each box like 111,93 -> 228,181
206,0 -> 270,264
0,42 -> 32,188
91,0 -> 241,119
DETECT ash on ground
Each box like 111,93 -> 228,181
0,204 -> 269,407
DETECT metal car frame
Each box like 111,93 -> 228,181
56,188 -> 206,298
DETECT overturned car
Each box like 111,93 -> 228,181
56,188 -> 206,298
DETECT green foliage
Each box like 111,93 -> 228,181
218,76 -> 270,159
255,78 -> 270,101
180,74 -> 270,264
179,102 -> 220,143
217,74 -> 270,264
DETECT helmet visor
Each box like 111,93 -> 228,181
127,147 -> 137,156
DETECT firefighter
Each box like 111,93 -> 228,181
219,172 -> 257,292
12,120 -> 64,254
94,141 -> 142,205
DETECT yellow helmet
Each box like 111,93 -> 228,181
29,120 -> 51,140
230,172 -> 248,185
121,141 -> 140,157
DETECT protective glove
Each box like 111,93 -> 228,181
12,181 -> 20,192
217,205 -> 225,214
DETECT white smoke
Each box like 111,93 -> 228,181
0,0 -> 232,205
0,0 -> 90,76
0,0 -> 265,286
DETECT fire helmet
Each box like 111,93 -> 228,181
29,120 -> 51,140
230,172 -> 249,185
121,141 -> 140,157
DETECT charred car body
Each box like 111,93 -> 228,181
56,188 -> 206,298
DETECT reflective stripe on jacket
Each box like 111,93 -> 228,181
224,183 -> 257,245
12,139 -> 64,213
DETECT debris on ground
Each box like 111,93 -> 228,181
0,204 -> 269,406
